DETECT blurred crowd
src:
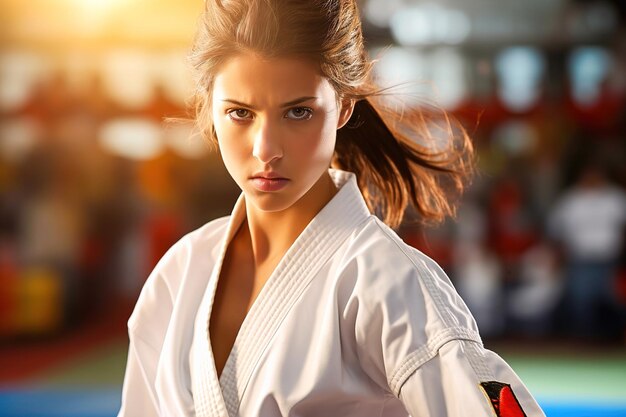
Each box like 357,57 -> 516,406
402,159 -> 626,342
398,50 -> 626,341
0,70 -> 241,336
1,35 -> 626,344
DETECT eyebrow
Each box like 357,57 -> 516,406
221,96 -> 317,110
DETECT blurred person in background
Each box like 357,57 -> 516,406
117,0 -> 544,416
17,143 -> 85,321
452,196 -> 507,338
507,240 -> 562,337
548,160 -> 626,340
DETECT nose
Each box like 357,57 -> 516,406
252,119 -> 283,164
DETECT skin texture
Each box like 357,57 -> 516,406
209,52 -> 354,376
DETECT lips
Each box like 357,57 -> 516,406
250,171 -> 290,192
251,171 -> 287,180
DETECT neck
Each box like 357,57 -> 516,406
243,172 -> 337,267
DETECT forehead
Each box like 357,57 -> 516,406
212,52 -> 336,104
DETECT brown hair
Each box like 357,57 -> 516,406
190,0 -> 475,228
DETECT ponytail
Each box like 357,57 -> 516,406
333,97 -> 475,228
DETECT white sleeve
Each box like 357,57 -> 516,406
117,245 -> 178,416
398,339 -> 545,417
117,334 -> 161,416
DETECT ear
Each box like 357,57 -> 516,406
336,98 -> 355,130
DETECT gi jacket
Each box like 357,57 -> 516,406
119,169 -> 545,417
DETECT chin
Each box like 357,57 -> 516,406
245,190 -> 302,213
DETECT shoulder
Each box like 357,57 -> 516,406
149,215 -> 230,289
345,219 -> 460,301
161,215 -> 229,268
340,215 -> 479,335
339,217 -> 481,389
127,216 -> 230,331
181,215 -> 231,249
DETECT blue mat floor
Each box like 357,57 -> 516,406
1,389 -> 626,417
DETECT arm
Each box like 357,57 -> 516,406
349,226 -> 544,416
346,222 -> 544,415
398,339 -> 545,417
117,254 -> 177,416
118,334 -> 161,416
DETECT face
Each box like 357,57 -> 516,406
211,52 -> 354,213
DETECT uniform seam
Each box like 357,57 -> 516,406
388,327 -> 482,396
459,339 -> 495,382
372,220 -> 464,330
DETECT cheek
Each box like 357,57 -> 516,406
293,113 -> 337,157
318,117 -> 339,157
287,124 -> 335,164
214,132 -> 248,184
213,116 -> 248,158
219,141 -> 248,176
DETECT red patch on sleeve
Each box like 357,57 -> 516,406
480,381 -> 527,417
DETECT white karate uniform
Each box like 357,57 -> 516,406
119,169 -> 545,417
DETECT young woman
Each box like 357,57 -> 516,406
119,1 -> 545,416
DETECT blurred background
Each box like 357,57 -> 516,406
0,0 -> 625,416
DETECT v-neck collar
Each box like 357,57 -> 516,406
192,169 -> 371,417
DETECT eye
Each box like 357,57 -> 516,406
227,108 -> 253,122
285,107 -> 313,121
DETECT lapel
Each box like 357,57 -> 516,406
192,192 -> 246,417
193,170 -> 371,417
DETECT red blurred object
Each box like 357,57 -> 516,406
488,178 -> 538,266
0,244 -> 19,336
146,211 -> 184,272
616,268 -> 626,304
